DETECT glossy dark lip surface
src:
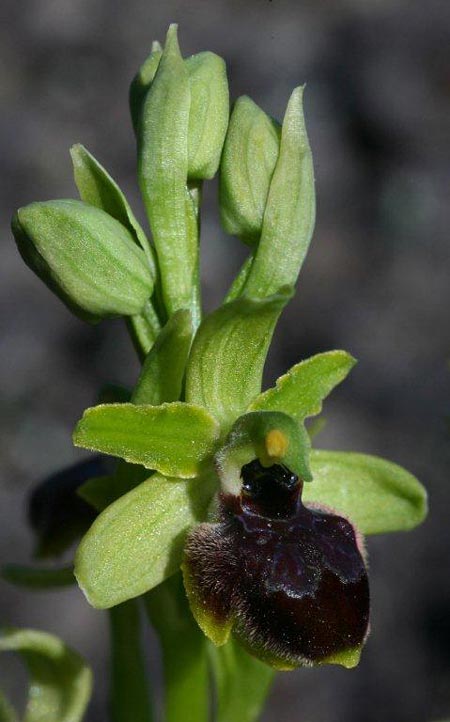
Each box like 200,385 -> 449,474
185,463 -> 370,666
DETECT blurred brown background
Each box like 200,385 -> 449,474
1,1 -> 449,720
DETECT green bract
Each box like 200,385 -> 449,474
70,143 -> 156,272
185,288 -> 293,430
12,199 -> 153,323
11,21 -> 428,722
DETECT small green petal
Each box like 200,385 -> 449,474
305,450 -> 428,534
73,402 -> 220,478
249,350 -> 356,420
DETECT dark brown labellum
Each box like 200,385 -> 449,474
184,459 -> 370,668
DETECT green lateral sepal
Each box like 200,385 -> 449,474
74,472 -> 216,609
305,449 -> 428,534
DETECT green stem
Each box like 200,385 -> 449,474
144,573 -> 209,722
126,299 -> 162,361
109,599 -> 153,722
187,180 -> 203,332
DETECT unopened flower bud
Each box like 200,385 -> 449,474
12,199 -> 154,323
220,96 -> 281,245
185,51 -> 229,180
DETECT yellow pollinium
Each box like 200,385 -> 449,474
264,429 -> 289,460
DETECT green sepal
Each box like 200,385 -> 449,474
108,600 -> 153,722
185,287 -> 293,431
243,86 -> 315,297
145,573 -> 209,722
209,639 -> 274,722
215,410 -> 312,495
12,199 -> 154,323
220,96 -> 280,245
132,309 -> 193,405
73,402 -> 220,478
1,564 -> 75,589
185,51 -> 229,180
0,628 -> 92,722
305,450 -> 428,534
138,24 -> 200,323
129,40 -> 163,134
249,350 -> 356,421
70,143 -> 156,272
74,472 -> 216,608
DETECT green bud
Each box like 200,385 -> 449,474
12,199 -> 154,323
138,25 -> 198,323
243,86 -> 316,298
129,40 -> 162,134
185,51 -> 229,180
220,96 -> 281,245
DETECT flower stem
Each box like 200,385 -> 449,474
109,599 -> 153,722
